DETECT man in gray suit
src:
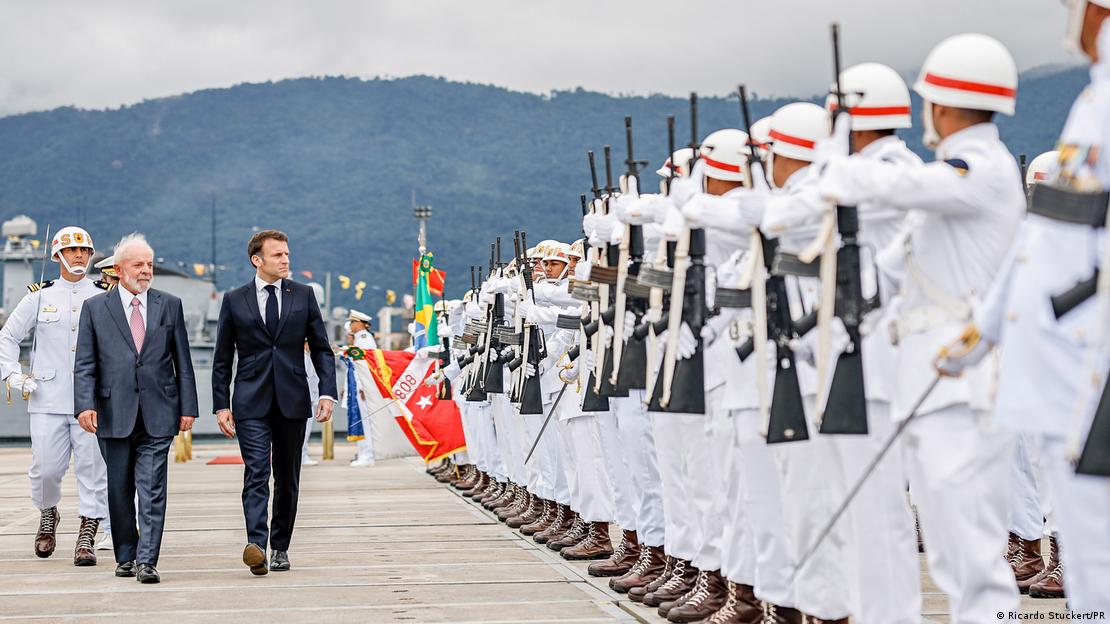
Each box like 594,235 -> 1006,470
74,233 -> 198,584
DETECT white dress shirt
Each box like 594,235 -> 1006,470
255,275 -> 282,321
118,286 -> 149,326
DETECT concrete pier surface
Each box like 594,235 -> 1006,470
0,443 -> 1069,623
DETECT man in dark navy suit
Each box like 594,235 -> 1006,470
212,230 -> 337,575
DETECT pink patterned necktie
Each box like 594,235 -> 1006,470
129,297 -> 145,353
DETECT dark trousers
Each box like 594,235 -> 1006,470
236,403 -> 307,551
98,413 -> 173,565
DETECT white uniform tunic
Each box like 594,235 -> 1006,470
0,276 -> 109,519
820,121 -> 1025,623
976,30 -> 1110,612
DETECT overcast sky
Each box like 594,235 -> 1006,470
0,0 -> 1078,116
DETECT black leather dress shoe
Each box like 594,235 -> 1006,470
136,563 -> 160,584
271,550 -> 290,571
115,561 -> 136,578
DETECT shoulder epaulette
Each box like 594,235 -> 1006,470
943,158 -> 970,176
93,280 -> 115,291
27,280 -> 55,292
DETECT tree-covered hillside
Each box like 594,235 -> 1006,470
0,67 -> 1087,306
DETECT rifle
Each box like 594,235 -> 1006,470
480,240 -> 506,393
464,265 -> 489,402
738,84 -> 808,442
611,116 -> 649,392
819,22 -> 869,436
656,94 -> 707,413
592,145 -> 628,398
581,153 -> 612,411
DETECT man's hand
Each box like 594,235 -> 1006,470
216,408 -> 236,438
179,416 -> 196,432
935,324 -> 990,378
77,410 -> 98,434
315,398 -> 334,423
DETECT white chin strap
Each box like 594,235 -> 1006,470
57,253 -> 87,276
922,101 -> 941,151
1064,0 -> 1087,54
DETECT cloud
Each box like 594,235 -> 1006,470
0,0 -> 1076,116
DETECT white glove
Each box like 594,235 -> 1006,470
619,173 -> 640,198
516,297 -> 532,320
817,156 -> 876,207
622,311 -> 635,341
676,322 -> 697,360
525,362 -> 537,378
574,260 -> 592,281
424,370 -> 446,386
749,160 -> 771,192
789,336 -> 815,366
700,323 -> 718,349
667,160 -> 705,208
615,194 -> 670,225
658,205 -> 687,240
587,212 -> 618,247
6,373 -> 37,395
561,363 -> 580,383
437,321 -> 453,338
812,113 -> 851,172
736,191 -> 769,230
602,325 -> 614,348
681,193 -> 746,235
935,325 -> 991,377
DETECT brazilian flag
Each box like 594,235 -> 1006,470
413,253 -> 439,350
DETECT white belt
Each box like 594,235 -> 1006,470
889,303 -> 970,345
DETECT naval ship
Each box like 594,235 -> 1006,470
0,216 -> 415,440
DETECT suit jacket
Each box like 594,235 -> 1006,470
73,287 -> 199,439
212,278 -> 337,420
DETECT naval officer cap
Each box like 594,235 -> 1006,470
348,309 -> 372,323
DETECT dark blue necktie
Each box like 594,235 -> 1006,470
264,284 -> 278,335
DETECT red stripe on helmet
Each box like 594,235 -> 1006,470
768,129 -> 816,150
828,103 -> 911,116
923,72 -> 1015,98
703,155 -> 743,173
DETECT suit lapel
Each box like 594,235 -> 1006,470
104,288 -> 138,354
275,279 -> 295,338
240,282 -> 270,337
144,290 -> 163,345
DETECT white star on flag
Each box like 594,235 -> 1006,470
415,395 -> 434,410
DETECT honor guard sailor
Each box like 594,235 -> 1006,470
937,3 -> 1110,611
819,33 -> 1025,622
0,226 -> 111,565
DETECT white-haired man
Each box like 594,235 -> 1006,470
75,233 -> 199,583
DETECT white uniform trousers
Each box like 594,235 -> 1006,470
29,412 -> 108,519
470,402 -> 502,479
770,399 -> 852,620
720,408 -> 755,586
651,413 -> 703,562
555,416 -> 580,507
904,405 -> 1018,624
1008,433 -> 1045,541
561,413 -> 615,522
735,408 -> 795,608
827,400 -> 920,624
596,408 -> 637,530
691,389 -> 734,573
1038,435 -> 1110,614
615,390 -> 665,547
544,402 -> 570,504
491,394 -> 524,484
520,410 -> 545,494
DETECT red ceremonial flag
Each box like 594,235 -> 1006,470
411,259 -> 446,297
364,349 -> 465,462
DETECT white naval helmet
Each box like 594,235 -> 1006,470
530,240 -> 558,260
699,129 -> 751,184
655,147 -> 696,178
1026,150 -> 1061,188
568,239 -> 585,260
1064,0 -> 1110,55
50,226 -> 94,276
750,117 -> 773,158
542,242 -> 572,280
914,34 -> 1017,115
768,102 -> 829,162
827,62 -> 913,131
